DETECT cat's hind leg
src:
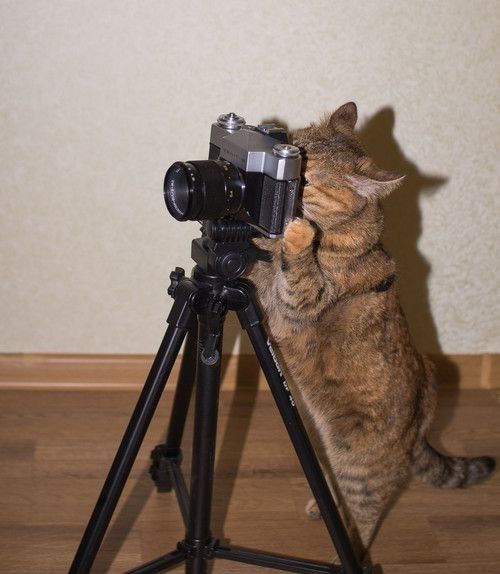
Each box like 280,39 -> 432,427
336,460 -> 409,558
307,448 -> 410,559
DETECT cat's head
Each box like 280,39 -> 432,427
292,102 -> 405,228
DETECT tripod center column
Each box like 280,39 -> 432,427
184,295 -> 226,574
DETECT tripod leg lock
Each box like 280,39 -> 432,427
201,347 -> 220,366
222,280 -> 262,329
168,267 -> 185,297
167,278 -> 199,331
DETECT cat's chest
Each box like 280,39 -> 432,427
250,260 -> 281,306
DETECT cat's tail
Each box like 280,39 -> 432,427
411,440 -> 495,488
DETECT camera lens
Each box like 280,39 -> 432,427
163,162 -> 197,220
164,160 -> 244,221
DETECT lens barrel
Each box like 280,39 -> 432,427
164,160 -> 244,221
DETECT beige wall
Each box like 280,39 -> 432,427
1,0 -> 498,355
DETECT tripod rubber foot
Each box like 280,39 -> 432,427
149,444 -> 181,492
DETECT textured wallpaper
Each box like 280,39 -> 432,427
1,0 -> 498,354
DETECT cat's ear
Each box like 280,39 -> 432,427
348,160 -> 405,199
328,102 -> 358,132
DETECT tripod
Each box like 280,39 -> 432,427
69,222 -> 369,574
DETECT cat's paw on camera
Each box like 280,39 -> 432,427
283,217 -> 315,255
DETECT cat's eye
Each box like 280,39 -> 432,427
301,175 -> 310,187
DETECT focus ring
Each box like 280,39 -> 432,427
164,160 -> 244,222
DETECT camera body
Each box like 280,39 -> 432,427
164,113 -> 302,238
208,113 -> 301,237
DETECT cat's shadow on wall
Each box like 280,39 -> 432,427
358,107 -> 461,445
358,107 -> 446,355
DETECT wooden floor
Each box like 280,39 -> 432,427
0,385 -> 499,573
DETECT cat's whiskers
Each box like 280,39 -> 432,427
300,203 -> 314,219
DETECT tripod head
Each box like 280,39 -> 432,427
166,218 -> 270,366
190,219 -> 271,281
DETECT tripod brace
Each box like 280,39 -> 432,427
69,221 -> 369,574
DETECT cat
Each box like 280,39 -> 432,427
248,102 -> 495,559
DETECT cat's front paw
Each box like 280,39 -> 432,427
283,218 -> 315,255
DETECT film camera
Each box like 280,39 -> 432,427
164,113 -> 302,238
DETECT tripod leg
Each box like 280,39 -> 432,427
184,309 -> 224,574
150,326 -> 198,492
237,298 -> 363,574
69,290 -> 196,574
165,325 -> 198,451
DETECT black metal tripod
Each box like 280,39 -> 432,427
69,222 -> 369,574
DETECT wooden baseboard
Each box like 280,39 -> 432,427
0,352 -> 498,391
0,353 -> 264,391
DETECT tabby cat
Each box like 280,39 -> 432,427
249,102 -> 495,558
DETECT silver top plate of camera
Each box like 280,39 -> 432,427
211,115 -> 301,181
